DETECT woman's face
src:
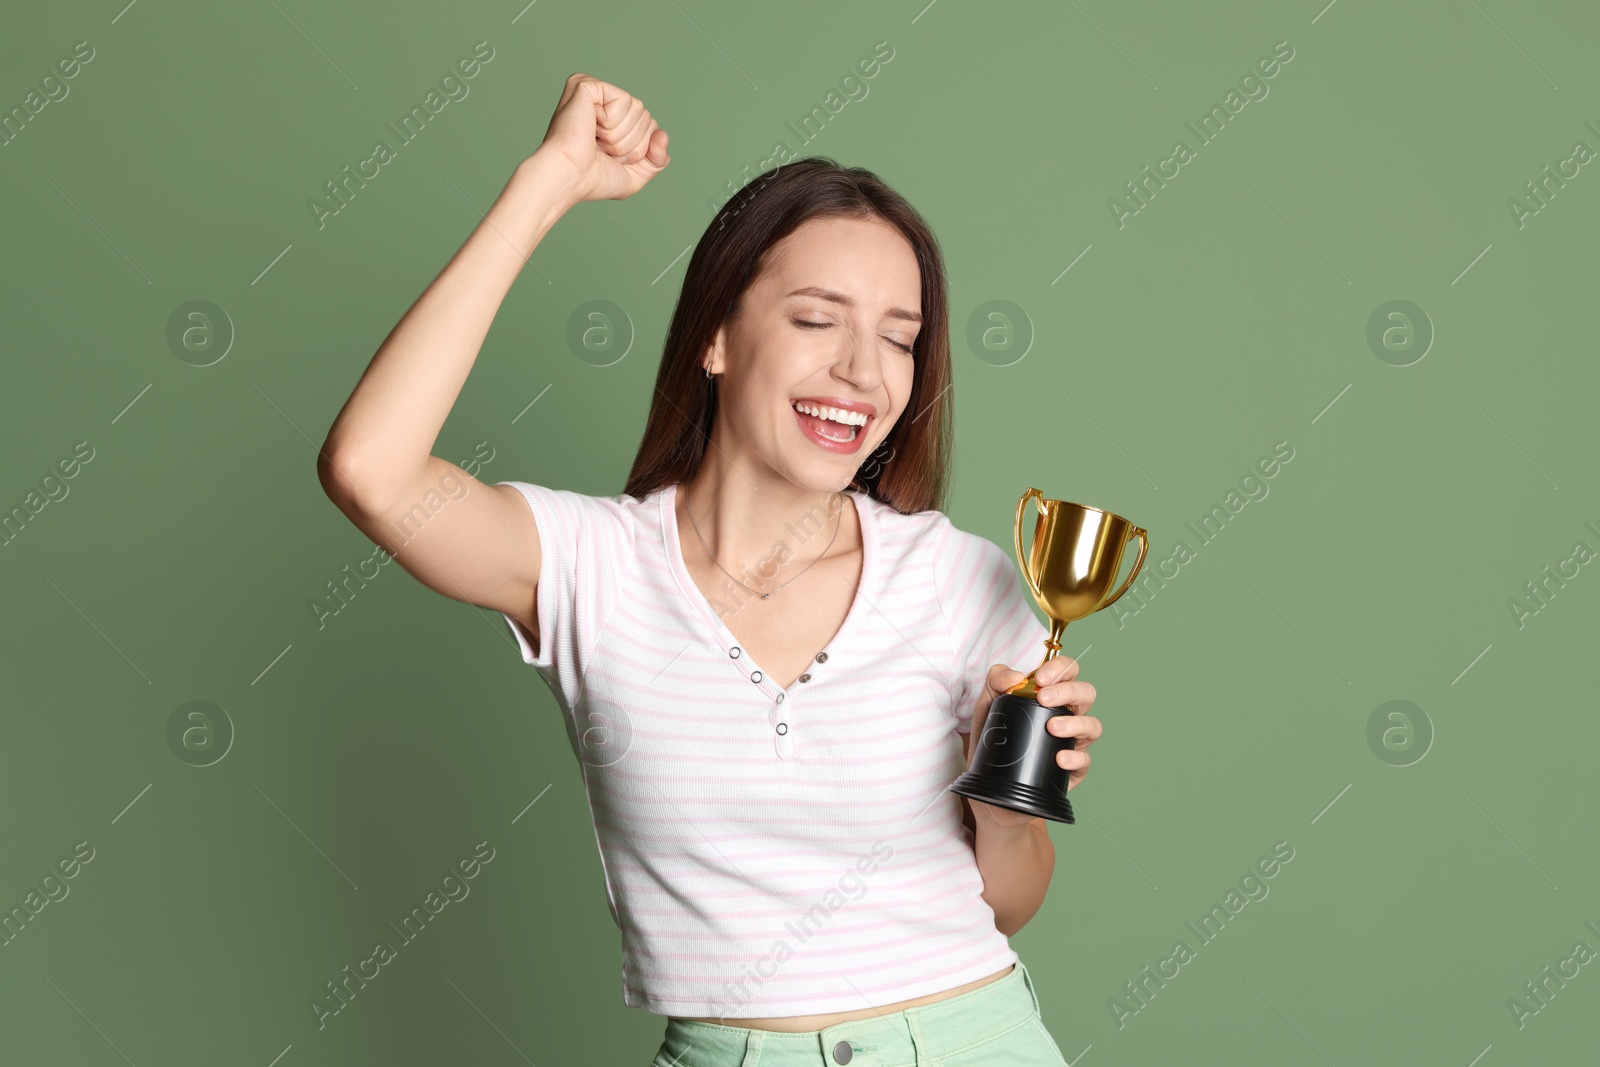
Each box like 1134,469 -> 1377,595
706,214 -> 923,493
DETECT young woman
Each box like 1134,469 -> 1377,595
318,73 -> 1102,1066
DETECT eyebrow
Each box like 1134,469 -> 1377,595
786,286 -> 923,324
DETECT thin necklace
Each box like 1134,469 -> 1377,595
684,485 -> 843,599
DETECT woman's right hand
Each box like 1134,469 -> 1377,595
533,73 -> 670,205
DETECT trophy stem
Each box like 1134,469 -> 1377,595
1007,618 -> 1068,701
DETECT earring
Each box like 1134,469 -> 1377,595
704,366 -> 713,379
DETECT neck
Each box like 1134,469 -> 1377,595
678,460 -> 853,577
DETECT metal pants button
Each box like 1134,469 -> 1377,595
831,1039 -> 852,1064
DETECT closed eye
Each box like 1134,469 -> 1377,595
791,317 -> 914,354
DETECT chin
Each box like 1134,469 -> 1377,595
776,463 -> 855,496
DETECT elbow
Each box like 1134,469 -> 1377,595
995,904 -> 1041,939
316,444 -> 345,501
317,445 -> 371,512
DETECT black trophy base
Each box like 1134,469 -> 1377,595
949,691 -> 1077,824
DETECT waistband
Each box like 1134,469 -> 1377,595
656,960 -> 1043,1067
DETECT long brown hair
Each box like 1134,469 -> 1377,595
622,156 -> 953,515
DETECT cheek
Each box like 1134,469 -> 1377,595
893,363 -> 917,408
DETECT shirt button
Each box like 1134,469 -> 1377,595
775,722 -> 787,735
751,670 -> 762,683
776,693 -> 785,704
832,1040 -> 852,1064
799,673 -> 811,683
815,652 -> 829,663
729,647 -> 741,659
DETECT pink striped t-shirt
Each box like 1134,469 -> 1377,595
495,479 -> 1051,1018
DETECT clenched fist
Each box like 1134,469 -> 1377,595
533,72 -> 670,204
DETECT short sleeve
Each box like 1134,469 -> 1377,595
933,517 -> 1052,735
494,480 -> 634,710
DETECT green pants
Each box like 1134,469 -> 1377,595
650,960 -> 1069,1066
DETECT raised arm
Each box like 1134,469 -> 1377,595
316,73 -> 669,656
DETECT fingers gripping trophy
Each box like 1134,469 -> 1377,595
949,489 -> 1148,824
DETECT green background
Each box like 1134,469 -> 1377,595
3,0 -> 1597,1062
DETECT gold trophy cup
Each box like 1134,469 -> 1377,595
948,488 -> 1148,823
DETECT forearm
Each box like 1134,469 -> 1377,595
319,150 -> 578,505
970,807 -> 1055,937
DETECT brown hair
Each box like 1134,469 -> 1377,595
622,156 -> 953,515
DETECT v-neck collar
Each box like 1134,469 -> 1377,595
659,482 -> 876,697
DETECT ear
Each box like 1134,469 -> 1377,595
703,324 -> 727,376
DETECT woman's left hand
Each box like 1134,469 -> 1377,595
963,655 -> 1101,830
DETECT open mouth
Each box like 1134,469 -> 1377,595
791,400 -> 871,452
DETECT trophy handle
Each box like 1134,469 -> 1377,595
1095,526 -> 1148,611
1014,488 -> 1045,602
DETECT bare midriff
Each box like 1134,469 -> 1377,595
671,962 -> 1015,1033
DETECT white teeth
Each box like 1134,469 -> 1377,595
792,401 -> 869,427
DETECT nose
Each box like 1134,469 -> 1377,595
830,325 -> 886,394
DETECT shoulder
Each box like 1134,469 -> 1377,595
493,479 -> 654,513
859,494 -> 1012,585
927,511 -> 1021,614
857,491 -> 951,560
493,480 -> 654,546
